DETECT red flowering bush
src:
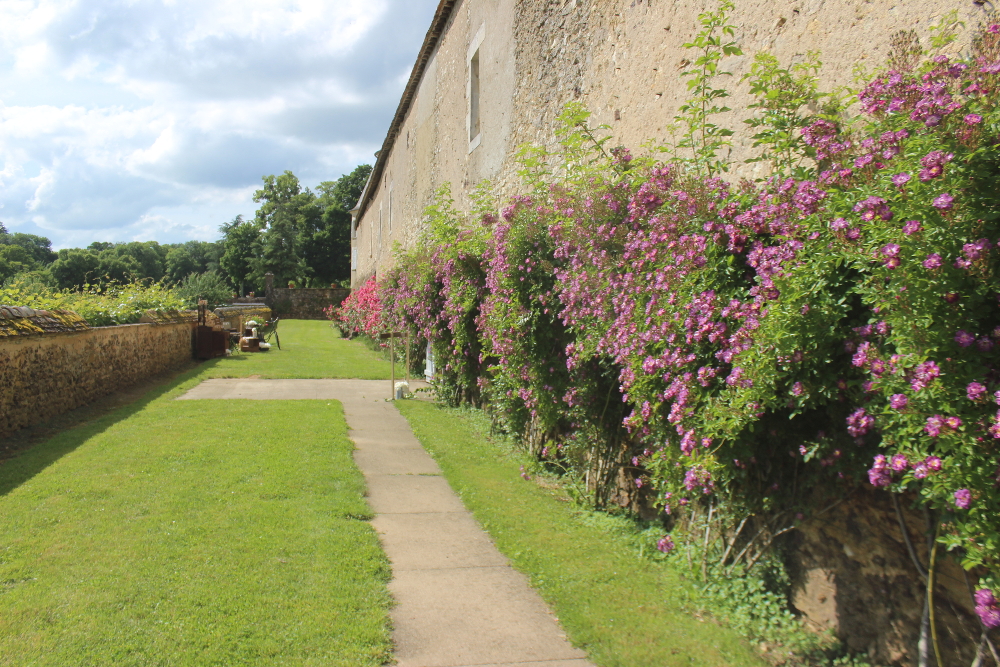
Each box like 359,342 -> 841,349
335,277 -> 384,339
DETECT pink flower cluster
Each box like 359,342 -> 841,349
336,277 -> 384,339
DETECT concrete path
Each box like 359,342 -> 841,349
179,378 -> 593,667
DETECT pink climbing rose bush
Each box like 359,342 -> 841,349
377,21 -> 1000,606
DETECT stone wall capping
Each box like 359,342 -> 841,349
0,305 -> 90,338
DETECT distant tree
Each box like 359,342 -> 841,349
309,163 -> 372,284
164,240 -> 222,283
5,233 -> 57,265
219,215 -> 261,296
50,248 -> 101,288
88,241 -> 114,252
94,249 -> 140,284
174,271 -> 232,309
0,244 -> 36,284
251,171 -> 320,288
114,241 -> 166,281
165,245 -> 199,283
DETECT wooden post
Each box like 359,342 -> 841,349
390,334 -> 395,399
405,331 -> 410,385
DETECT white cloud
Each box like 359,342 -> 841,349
0,0 -> 437,248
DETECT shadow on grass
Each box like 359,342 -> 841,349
0,363 -> 208,499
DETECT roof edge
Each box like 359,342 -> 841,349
354,0 -> 458,221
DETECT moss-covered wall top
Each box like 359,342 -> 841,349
0,305 -> 90,338
138,309 -> 197,325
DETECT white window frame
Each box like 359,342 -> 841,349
467,23 -> 485,153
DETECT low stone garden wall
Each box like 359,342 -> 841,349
268,288 -> 350,320
0,317 -> 195,438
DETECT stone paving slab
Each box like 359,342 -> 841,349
353,448 -> 442,475
365,473 -> 468,514
371,513 -> 508,571
177,378 -> 593,667
390,566 -> 587,667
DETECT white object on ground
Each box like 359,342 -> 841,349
395,381 -> 410,400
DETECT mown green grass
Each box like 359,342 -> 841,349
396,400 -> 768,667
202,320 -> 392,380
0,382 -> 391,666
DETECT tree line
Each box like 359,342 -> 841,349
0,164 -> 370,304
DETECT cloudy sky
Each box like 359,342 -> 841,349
0,0 -> 439,249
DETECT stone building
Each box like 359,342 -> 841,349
350,0 -> 987,286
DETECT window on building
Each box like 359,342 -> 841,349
388,186 -> 393,233
469,50 -> 481,143
467,25 -> 485,152
351,247 -> 358,271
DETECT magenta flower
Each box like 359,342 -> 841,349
791,381 -> 805,397
976,590 -> 1000,629
830,217 -> 849,231
932,193 -> 954,210
923,253 -> 942,269
890,454 -> 909,471
868,454 -> 891,487
912,461 -> 929,479
889,393 -> 908,409
965,113 -> 983,125
925,415 -> 944,437
903,220 -> 922,235
847,408 -> 875,437
892,172 -> 911,187
968,382 -> 987,401
656,535 -> 675,554
925,456 -> 942,471
954,488 -> 971,509
944,416 -> 962,430
911,361 -> 941,392
956,330 -> 976,347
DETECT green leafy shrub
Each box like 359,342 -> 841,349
0,278 -> 184,327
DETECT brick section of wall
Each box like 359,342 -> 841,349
269,288 -> 350,320
0,322 -> 194,438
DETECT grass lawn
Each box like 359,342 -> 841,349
202,320 -> 392,380
395,400 -> 768,667
0,377 -> 391,666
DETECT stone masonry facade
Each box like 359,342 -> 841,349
351,0 -> 987,285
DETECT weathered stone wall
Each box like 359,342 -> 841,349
269,288 -> 350,320
353,0 -> 988,285
0,322 -> 194,438
790,486 -> 983,665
